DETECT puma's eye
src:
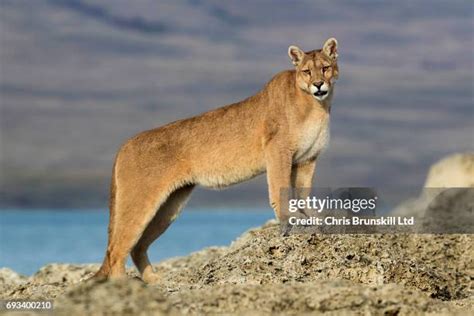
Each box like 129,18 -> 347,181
322,66 -> 330,73
302,69 -> 311,75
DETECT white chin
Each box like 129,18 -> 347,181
313,94 -> 328,101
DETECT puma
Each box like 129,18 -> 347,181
95,38 -> 339,283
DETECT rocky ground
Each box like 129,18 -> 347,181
1,220 -> 473,315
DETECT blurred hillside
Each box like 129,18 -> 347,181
0,0 -> 472,208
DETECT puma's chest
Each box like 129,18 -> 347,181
294,115 -> 330,163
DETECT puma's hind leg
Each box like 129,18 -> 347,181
96,178 -> 180,280
131,185 -> 194,284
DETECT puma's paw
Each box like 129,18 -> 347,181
142,271 -> 161,284
280,223 -> 293,237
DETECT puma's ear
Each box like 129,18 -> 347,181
288,45 -> 305,66
323,37 -> 338,60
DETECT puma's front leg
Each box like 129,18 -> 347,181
264,142 -> 292,223
291,158 -> 317,199
291,158 -> 317,217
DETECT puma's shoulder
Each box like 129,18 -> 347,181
267,70 -> 296,90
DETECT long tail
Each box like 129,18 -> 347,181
92,160 -> 118,279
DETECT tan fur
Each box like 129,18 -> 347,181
94,38 -> 340,283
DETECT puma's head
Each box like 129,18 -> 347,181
288,38 -> 339,101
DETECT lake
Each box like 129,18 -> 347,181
0,209 -> 273,276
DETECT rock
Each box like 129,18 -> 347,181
392,153 -> 474,219
31,264 -> 99,285
179,223 -> 473,301
55,279 -> 177,316
0,268 -> 27,295
424,153 -> 474,188
167,281 -> 470,315
420,188 -> 474,233
2,222 -> 472,314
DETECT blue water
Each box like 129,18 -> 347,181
0,209 -> 273,275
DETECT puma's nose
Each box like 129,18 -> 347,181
314,81 -> 324,89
